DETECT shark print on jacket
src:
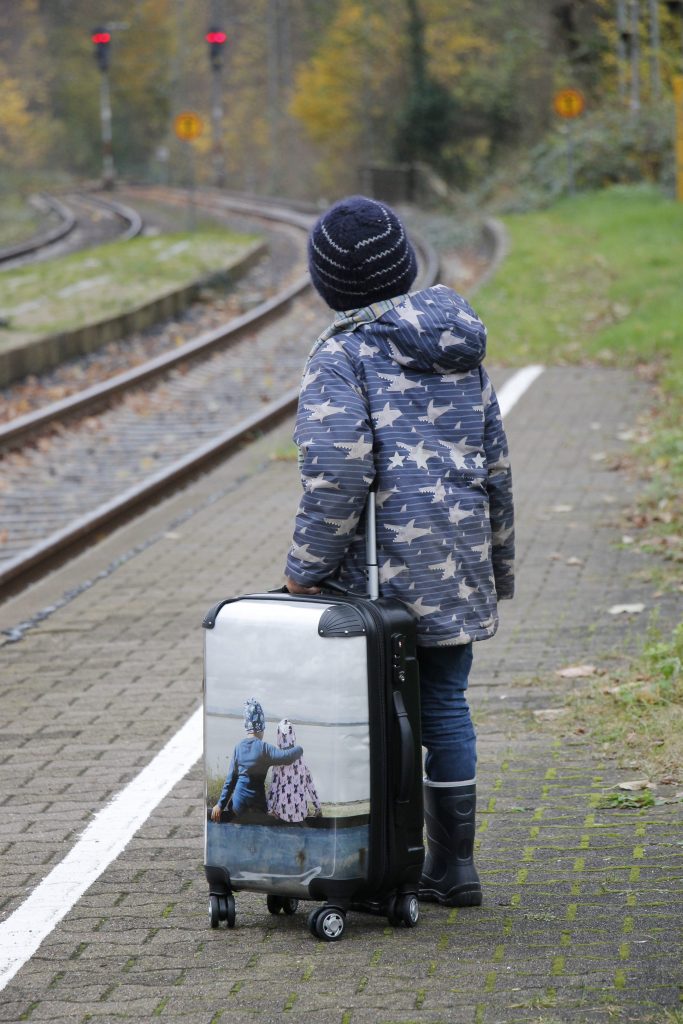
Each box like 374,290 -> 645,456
285,285 -> 514,647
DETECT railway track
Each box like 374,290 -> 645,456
0,190 -> 440,598
0,191 -> 143,270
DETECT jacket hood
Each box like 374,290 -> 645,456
276,718 -> 296,749
370,286 -> 486,375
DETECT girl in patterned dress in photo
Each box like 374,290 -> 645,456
267,719 -> 322,823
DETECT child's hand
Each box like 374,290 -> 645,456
210,804 -> 222,822
285,576 -> 321,595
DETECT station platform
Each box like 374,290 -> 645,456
1,364 -> 681,1023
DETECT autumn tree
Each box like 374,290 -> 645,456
393,0 -> 455,172
0,0 -> 59,188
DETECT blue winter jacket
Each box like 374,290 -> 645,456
285,285 -> 514,646
219,737 -> 303,815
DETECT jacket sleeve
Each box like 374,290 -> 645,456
481,367 -> 515,600
285,343 -> 374,586
264,742 -> 304,766
218,749 -> 238,809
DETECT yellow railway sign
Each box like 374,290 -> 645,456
675,76 -> 683,202
174,111 -> 204,142
553,89 -> 585,119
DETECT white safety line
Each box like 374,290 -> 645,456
0,363 -> 544,993
0,708 -> 203,992
497,364 -> 544,418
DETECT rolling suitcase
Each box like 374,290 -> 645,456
202,490 -> 424,940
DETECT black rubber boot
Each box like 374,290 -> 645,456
419,781 -> 482,907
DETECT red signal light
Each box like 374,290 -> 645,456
205,31 -> 227,44
92,31 -> 111,44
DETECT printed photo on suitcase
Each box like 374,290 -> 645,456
202,582 -> 424,941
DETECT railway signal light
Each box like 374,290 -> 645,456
91,27 -> 111,72
206,27 -> 227,70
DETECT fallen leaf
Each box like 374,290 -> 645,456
608,603 -> 645,615
556,664 -> 597,679
617,780 -> 653,792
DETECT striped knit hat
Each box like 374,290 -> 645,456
308,195 -> 418,312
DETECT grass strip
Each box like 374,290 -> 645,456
558,622 -> 683,785
473,184 -> 683,779
475,183 -> 683,587
0,228 -> 259,341
0,196 -> 44,248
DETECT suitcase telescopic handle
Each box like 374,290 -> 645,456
392,690 -> 414,804
309,483 -> 380,600
366,488 -> 379,600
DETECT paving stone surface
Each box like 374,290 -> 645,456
0,364 -> 681,1024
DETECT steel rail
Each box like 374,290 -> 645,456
0,192 -> 437,450
0,272 -> 309,450
0,387 -> 300,592
0,194 -> 77,265
78,192 -> 144,242
0,191 -> 143,269
0,191 -> 440,595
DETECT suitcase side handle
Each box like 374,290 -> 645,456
392,690 -> 414,804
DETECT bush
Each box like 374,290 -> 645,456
484,103 -> 676,212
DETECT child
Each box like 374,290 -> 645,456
267,719 -> 322,823
211,698 -> 304,823
284,196 -> 515,907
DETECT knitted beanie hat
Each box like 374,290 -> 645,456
243,697 -> 265,734
308,195 -> 418,311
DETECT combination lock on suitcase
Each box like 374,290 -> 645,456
202,495 -> 424,941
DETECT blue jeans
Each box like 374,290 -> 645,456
417,643 -> 476,783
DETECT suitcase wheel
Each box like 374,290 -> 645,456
309,905 -> 346,942
387,893 -> 419,929
209,893 -> 236,929
266,895 -> 299,916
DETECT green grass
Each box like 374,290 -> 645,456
477,184 -> 682,383
551,621 -> 683,784
477,184 -> 683,586
478,185 -> 683,776
0,228 -> 260,342
0,195 -> 44,248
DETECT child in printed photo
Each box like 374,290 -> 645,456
210,698 -> 303,823
267,719 -> 322,823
